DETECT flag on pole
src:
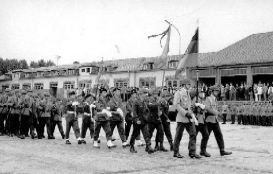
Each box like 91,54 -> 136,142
148,25 -> 171,57
175,28 -> 199,78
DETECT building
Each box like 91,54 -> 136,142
1,31 -> 273,95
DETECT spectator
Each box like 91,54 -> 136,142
224,84 -> 230,101
229,83 -> 236,101
257,83 -> 263,101
268,83 -> 273,101
262,83 -> 268,101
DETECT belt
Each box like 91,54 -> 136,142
84,113 -> 91,116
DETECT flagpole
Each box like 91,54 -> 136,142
164,20 -> 181,54
196,18 -> 199,103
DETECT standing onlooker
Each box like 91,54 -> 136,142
229,83 -> 236,101
220,85 -> 225,101
262,83 -> 268,101
268,83 -> 273,101
224,84 -> 229,101
257,83 -> 263,101
254,84 -> 258,101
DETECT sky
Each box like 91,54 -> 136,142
0,0 -> 273,65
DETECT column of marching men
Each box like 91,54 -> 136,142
0,79 -> 233,158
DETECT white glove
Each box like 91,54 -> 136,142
195,103 -> 205,110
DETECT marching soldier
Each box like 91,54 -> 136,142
108,87 -> 128,147
146,88 -> 167,152
1,89 -> 10,135
125,88 -> 144,146
157,87 -> 173,151
173,79 -> 201,159
204,85 -> 232,156
51,98 -> 65,139
65,93 -> 81,144
129,88 -> 154,154
80,94 -> 95,144
192,89 -> 211,157
6,90 -> 19,137
93,87 -> 116,148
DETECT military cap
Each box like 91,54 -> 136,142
209,85 -> 220,91
5,88 -> 11,92
112,87 -> 121,93
180,79 -> 191,85
99,87 -> 107,93
131,88 -> 137,94
138,88 -> 148,94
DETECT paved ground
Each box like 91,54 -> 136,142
1,120 -> 273,174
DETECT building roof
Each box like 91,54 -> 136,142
192,31 -> 273,67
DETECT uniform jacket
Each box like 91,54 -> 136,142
146,96 -> 161,123
204,95 -> 219,123
132,96 -> 149,124
192,97 -> 206,124
157,96 -> 170,122
94,96 -> 110,122
173,88 -> 192,123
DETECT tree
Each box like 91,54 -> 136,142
30,61 -> 39,68
38,59 -> 46,67
19,59 -> 28,69
46,60 -> 55,67
73,61 -> 80,64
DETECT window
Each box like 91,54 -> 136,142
11,84 -> 20,90
34,83 -> 44,90
63,81 -> 75,89
82,68 -> 85,72
139,77 -> 156,88
168,60 -> 178,68
173,81 -> 177,87
87,68 -> 90,72
22,83 -> 31,90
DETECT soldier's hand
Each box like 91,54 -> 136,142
136,120 -> 141,125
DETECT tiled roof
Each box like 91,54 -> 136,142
196,32 -> 273,67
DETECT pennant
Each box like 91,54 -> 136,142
161,26 -> 171,57
148,25 -> 171,48
175,28 -> 199,78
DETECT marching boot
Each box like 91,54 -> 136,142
130,145 -> 137,153
154,142 -> 159,152
220,150 -> 232,156
65,139 -> 71,144
61,134 -> 65,139
169,141 -> 174,151
107,140 -> 117,149
81,139 -> 87,144
189,153 -> 202,159
122,142 -> 129,148
159,143 -> 168,152
200,150 -> 211,157
173,152 -> 184,158
145,145 -> 154,154
93,141 -> 100,148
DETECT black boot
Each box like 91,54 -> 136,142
169,141 -> 174,151
130,146 -> 137,153
145,145 -> 154,154
159,143 -> 168,152
220,151 -> 232,156
173,152 -> 184,158
154,142 -> 159,152
189,153 -> 202,159
200,150 -> 211,157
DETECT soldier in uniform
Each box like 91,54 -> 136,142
51,98 -> 65,139
192,89 -> 211,157
93,87 -> 116,148
156,86 -> 173,151
0,90 -> 4,135
37,92 -> 54,139
221,101 -> 228,124
108,87 -> 128,147
80,94 -> 95,144
173,79 -> 201,159
1,89 -> 10,135
129,88 -> 154,154
65,92 -> 81,144
125,88 -> 144,146
6,90 -> 19,137
204,85 -> 232,156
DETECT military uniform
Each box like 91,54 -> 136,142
65,99 -> 81,144
93,88 -> 116,148
6,91 -> 19,136
157,91 -> 173,151
204,85 -> 232,156
108,88 -> 127,146
221,103 -> 228,124
37,94 -> 54,139
0,91 -> 6,135
51,100 -> 65,139
173,80 -> 199,158
80,96 -> 95,143
129,88 -> 153,154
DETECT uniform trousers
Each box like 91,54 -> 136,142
196,123 -> 209,152
38,117 -> 52,138
93,120 -> 112,141
207,122 -> 225,152
7,113 -> 19,135
156,120 -> 172,143
0,112 -> 7,134
51,120 -> 65,137
173,122 -> 197,155
65,116 -> 80,139
81,115 -> 94,139
125,121 -> 141,140
110,120 -> 126,142
129,122 -> 151,146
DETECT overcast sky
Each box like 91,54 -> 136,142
0,0 -> 273,65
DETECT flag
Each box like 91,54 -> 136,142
115,45 -> 120,54
161,26 -> 171,57
95,58 -> 104,85
175,28 -> 199,78
148,25 -> 171,50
